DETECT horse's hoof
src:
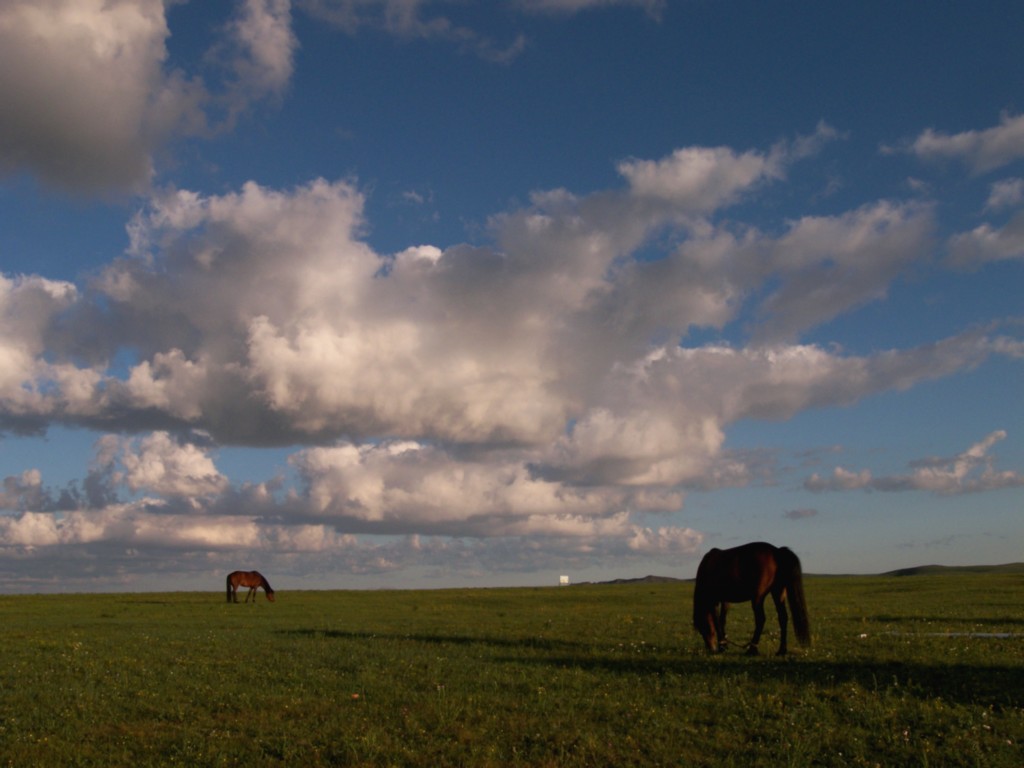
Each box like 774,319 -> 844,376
745,645 -> 760,656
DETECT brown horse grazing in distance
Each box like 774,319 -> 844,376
693,542 -> 810,656
226,570 -> 276,603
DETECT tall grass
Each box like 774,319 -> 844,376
1,572 -> 1021,766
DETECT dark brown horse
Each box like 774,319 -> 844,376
226,570 -> 276,603
693,542 -> 810,655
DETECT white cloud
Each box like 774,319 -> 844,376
985,178 -> 1024,211
215,0 -> 298,124
228,0 -> 297,96
757,201 -> 935,341
290,440 -> 666,534
516,0 -> 665,16
293,0 -> 672,62
626,525 -> 703,554
804,467 -> 873,492
1,123 -> 1021,585
0,134 -> 1013,462
0,0 -> 206,193
298,0 -> 526,62
0,274 -> 81,419
618,123 -> 837,216
619,145 -> 783,212
0,0 -> 297,194
0,510 -> 62,547
805,431 -> 1024,495
0,501 -> 349,553
112,431 -> 229,499
908,113 -> 1024,174
0,469 -> 44,511
540,333 -> 997,487
121,350 -> 211,422
947,211 -> 1024,268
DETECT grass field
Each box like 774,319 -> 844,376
1,569 -> 1022,766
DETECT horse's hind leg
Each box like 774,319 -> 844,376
773,589 -> 790,656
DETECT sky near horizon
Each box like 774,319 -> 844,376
0,0 -> 1022,593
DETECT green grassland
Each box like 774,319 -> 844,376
1,569 -> 1022,767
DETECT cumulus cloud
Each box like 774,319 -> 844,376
296,0 -> 668,61
0,132 -> 1014,459
292,441 -> 617,529
517,0 -> 664,13
227,0 -> 297,96
0,500 -> 349,553
0,430 -> 703,585
298,0 -> 526,62
947,211 -> 1024,268
805,431 -> 1024,495
2,130 -> 996,459
110,431 -> 230,499
212,0 -> 298,124
0,274 -> 83,427
617,123 -> 837,217
907,113 -> 1024,174
1,121 -> 1021,586
0,470 -> 44,511
756,200 -> 934,342
0,0 -> 205,192
985,178 -> 1024,211
804,467 -> 873,493
0,0 -> 297,194
619,145 -> 783,213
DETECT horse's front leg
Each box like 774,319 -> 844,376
746,598 -> 767,655
717,602 -> 731,649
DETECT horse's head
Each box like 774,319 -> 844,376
266,590 -> 276,602
692,595 -> 719,652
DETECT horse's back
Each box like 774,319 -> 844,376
695,542 -> 782,602
227,570 -> 262,587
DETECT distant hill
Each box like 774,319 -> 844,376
579,563 -> 1024,585
576,575 -> 686,586
882,562 -> 1024,577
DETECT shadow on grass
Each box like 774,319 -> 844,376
280,627 -> 1024,710
496,652 -> 1024,710
866,615 -> 1024,627
277,628 -> 588,653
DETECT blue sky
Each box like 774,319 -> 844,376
0,0 -> 1022,592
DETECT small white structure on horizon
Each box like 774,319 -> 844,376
559,574 -> 570,586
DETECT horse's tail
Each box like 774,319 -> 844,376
226,572 -> 232,603
778,547 -> 811,647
